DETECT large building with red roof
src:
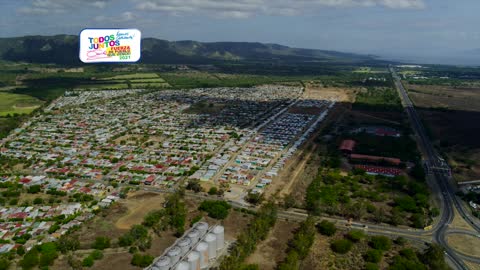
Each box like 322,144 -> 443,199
339,140 -> 356,154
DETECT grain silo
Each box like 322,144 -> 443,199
175,261 -> 190,270
195,241 -> 209,269
212,225 -> 225,250
195,222 -> 209,237
187,251 -> 201,270
155,256 -> 171,270
178,237 -> 192,254
187,229 -> 200,244
204,233 -> 217,259
167,246 -> 182,265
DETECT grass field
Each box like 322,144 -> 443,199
407,83 -> 480,112
0,92 -> 43,116
99,73 -> 160,80
407,83 -> 480,181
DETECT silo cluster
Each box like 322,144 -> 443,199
146,222 -> 226,270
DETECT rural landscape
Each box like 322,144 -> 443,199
1,0 -> 480,270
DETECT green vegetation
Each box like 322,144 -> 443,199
92,236 -> 110,250
364,249 -> 383,263
369,236 -> 392,251
131,253 -> 154,267
198,200 -> 231,219
354,86 -> 402,111
219,202 -> 277,270
140,192 -> 187,236
330,239 -> 353,254
0,92 -> 43,116
118,225 -> 152,251
316,220 -> 337,236
346,229 -> 365,242
306,169 -> 433,228
277,217 -> 316,270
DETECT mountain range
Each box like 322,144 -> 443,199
0,35 -> 382,66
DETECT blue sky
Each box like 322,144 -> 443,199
1,0 -> 479,64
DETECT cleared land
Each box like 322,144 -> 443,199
115,191 -> 166,230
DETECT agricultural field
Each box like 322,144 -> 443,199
0,92 -> 43,116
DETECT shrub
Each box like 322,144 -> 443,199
131,253 -> 154,267
198,200 -> 231,220
92,236 -> 110,250
364,249 -> 383,263
330,239 -> 353,254
82,256 -> 94,267
90,250 -> 103,260
365,262 -> 379,270
347,230 -> 365,242
317,220 -> 337,236
369,236 -> 391,251
208,187 -> 218,195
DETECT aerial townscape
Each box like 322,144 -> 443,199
1,1 -> 480,270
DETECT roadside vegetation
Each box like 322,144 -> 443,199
219,202 -> 277,270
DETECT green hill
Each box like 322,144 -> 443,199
0,35 -> 380,65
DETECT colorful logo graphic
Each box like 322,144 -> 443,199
79,29 -> 141,63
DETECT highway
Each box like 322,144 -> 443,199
390,67 -> 480,269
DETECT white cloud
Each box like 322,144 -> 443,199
18,0 -> 110,15
134,0 -> 426,18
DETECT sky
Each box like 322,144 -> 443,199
1,0 -> 479,65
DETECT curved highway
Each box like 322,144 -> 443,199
390,67 -> 479,269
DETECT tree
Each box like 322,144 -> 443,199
39,242 -> 58,267
27,185 -> 41,194
245,192 -> 264,205
131,253 -> 154,267
198,200 -> 231,220
92,236 -> 110,250
365,262 -> 379,270
20,248 -> 39,269
283,194 -> 296,209
0,258 -> 10,270
330,239 -> 353,254
421,244 -> 450,270
91,250 -> 103,260
67,255 -> 82,270
142,210 -> 163,227
186,180 -> 203,193
365,249 -> 383,263
57,235 -> 80,253
17,246 -> 25,255
369,236 -> 391,251
33,198 -> 43,205
316,220 -> 337,236
208,187 -> 218,195
82,256 -> 94,267
347,230 -> 365,242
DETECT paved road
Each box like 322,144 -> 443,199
390,67 -> 480,269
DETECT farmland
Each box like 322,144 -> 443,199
0,92 -> 43,116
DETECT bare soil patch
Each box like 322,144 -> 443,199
304,84 -> 356,103
447,233 -> 480,258
115,191 -> 166,230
